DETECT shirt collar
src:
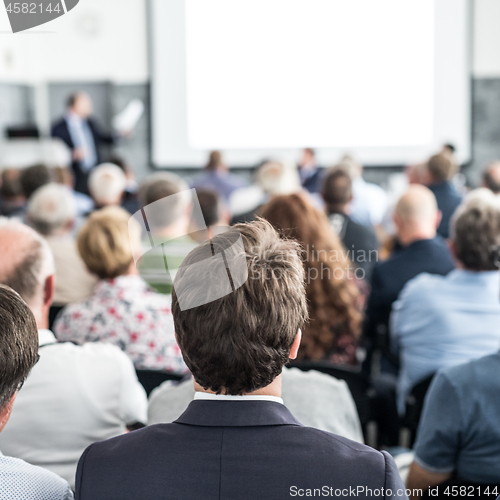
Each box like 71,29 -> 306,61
194,392 -> 283,405
176,399 -> 300,428
38,329 -> 57,347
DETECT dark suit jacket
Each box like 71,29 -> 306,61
301,168 -> 323,193
364,237 -> 455,349
428,181 -> 462,239
75,400 -> 406,500
328,212 -> 379,280
51,118 -> 115,193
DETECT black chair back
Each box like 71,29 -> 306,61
136,369 -> 185,396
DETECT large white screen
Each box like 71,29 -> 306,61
150,0 -> 470,167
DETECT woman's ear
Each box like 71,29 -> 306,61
289,329 -> 302,360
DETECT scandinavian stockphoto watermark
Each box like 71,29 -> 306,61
3,0 -> 79,33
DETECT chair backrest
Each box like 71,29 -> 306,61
136,369 -> 184,396
403,372 -> 435,443
287,360 -> 373,426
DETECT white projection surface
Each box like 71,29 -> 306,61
150,0 -> 470,167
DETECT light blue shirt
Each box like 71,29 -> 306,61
391,269 -> 500,414
65,112 -> 97,172
0,452 -> 73,499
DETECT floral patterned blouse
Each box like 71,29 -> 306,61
53,275 -> 188,374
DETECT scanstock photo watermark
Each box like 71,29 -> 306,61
3,0 -> 79,33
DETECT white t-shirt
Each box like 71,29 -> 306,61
0,330 -> 147,488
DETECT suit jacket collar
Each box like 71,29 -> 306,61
174,400 -> 303,427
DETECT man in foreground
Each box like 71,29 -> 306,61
75,220 -> 406,499
0,285 -> 73,499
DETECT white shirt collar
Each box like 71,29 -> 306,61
194,392 -> 283,405
38,329 -> 57,347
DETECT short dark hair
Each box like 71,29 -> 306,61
66,93 -> 79,109
427,154 -> 453,183
452,195 -> 500,271
205,151 -> 223,172
483,165 -> 500,195
172,219 -> 308,395
196,189 -> 222,227
322,168 -> 352,212
0,285 -> 38,411
20,164 -> 51,199
0,170 -> 23,199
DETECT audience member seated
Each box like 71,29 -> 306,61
230,158 -> 302,223
191,188 -> 230,242
26,183 -> 96,310
136,172 -> 198,294
148,367 -> 364,443
261,193 -> 363,366
52,166 -> 94,216
0,169 -> 25,217
87,163 -> 127,211
54,206 -> 187,374
391,189 -> 500,414
407,352 -> 500,495
423,154 -> 462,239
74,220 -> 406,500
322,167 -> 379,280
190,150 -> 247,203
339,156 -> 388,228
481,161 -> 500,195
0,220 -> 147,488
19,164 -> 51,200
0,285 -> 73,500
364,186 -> 455,360
107,155 -> 140,214
298,147 -> 323,193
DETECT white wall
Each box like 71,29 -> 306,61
0,0 -> 148,83
0,0 -> 499,82
473,0 -> 500,77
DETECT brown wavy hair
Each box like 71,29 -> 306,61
261,193 -> 362,361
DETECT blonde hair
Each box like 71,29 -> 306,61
77,206 -> 139,280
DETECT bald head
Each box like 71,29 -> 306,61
0,220 -> 54,315
393,186 -> 440,245
482,162 -> 500,194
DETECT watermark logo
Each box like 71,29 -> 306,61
3,0 -> 79,33
129,189 -> 248,311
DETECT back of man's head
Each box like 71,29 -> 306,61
394,185 -> 439,242
205,151 -> 224,172
322,167 -> 352,213
426,154 -> 453,184
450,188 -> 500,271
88,163 -> 126,207
0,219 -> 54,312
256,160 -> 301,195
27,183 -> 77,236
0,169 -> 24,200
0,285 -> 38,427
138,172 -> 190,231
196,189 -> 223,228
20,164 -> 51,199
482,161 -> 500,194
172,219 -> 308,395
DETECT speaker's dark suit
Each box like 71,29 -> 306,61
75,400 -> 406,500
51,118 -> 115,194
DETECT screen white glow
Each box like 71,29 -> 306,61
150,0 -> 470,167
185,0 -> 434,150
